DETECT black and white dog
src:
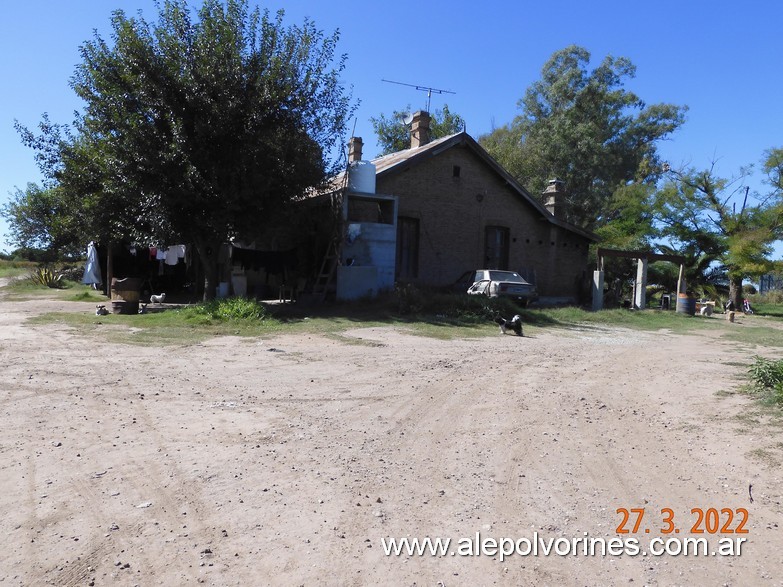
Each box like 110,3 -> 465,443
495,314 -> 523,336
95,304 -> 109,316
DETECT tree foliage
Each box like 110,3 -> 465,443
480,45 -> 687,230
370,104 -> 465,156
1,183 -> 85,258
763,147 -> 783,194
655,155 -> 783,306
15,0 -> 355,298
592,183 -> 658,250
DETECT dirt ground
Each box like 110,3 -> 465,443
1,283 -> 782,586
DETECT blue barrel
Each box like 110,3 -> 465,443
676,294 -> 696,315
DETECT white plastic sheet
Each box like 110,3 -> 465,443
82,241 -> 102,286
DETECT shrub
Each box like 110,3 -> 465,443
748,356 -> 783,404
192,297 -> 268,321
394,282 -> 426,315
429,293 -> 523,321
29,266 -> 65,289
391,285 -> 525,321
748,356 -> 783,390
750,290 -> 783,305
58,264 -> 84,282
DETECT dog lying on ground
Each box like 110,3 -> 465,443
139,303 -> 148,314
150,293 -> 166,304
495,314 -> 523,336
95,305 -> 109,316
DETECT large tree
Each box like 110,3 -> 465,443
16,0 -> 354,299
370,104 -> 465,156
2,183 -> 82,258
655,152 -> 783,307
480,45 -> 687,230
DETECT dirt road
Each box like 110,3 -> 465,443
1,289 -> 782,586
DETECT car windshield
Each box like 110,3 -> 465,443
488,271 -> 527,283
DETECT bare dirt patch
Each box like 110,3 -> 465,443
1,288 -> 782,586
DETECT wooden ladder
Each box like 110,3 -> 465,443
311,238 -> 340,303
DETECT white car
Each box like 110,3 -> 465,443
465,269 -> 538,306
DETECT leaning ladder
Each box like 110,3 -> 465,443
311,238 -> 340,303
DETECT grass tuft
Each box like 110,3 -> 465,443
190,297 -> 269,321
744,355 -> 783,406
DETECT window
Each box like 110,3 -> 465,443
396,217 -> 420,279
346,197 -> 394,224
484,226 -> 509,270
452,165 -> 461,178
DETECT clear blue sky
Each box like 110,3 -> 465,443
1,0 -> 781,257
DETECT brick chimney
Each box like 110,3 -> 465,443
543,178 -> 567,219
348,136 -> 363,162
410,111 -> 431,148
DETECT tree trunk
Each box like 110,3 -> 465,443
105,241 -> 113,298
195,241 -> 220,301
728,275 -> 743,311
194,256 -> 204,301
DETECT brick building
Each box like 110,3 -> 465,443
341,111 -> 597,302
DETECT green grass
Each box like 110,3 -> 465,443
13,286 -> 783,348
31,306 -> 491,346
752,302 -> 783,319
743,356 -> 783,408
2,277 -> 105,301
2,276 -> 60,298
66,289 -> 106,302
0,260 -> 36,279
720,311 -> 783,348
731,357 -> 783,437
529,306 -> 717,332
26,295 -> 513,346
30,305 -> 279,346
278,308 -> 500,342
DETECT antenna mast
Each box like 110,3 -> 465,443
381,79 -> 456,112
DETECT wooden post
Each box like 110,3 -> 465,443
676,263 -> 686,295
106,241 -> 114,299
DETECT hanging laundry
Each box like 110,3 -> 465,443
166,245 -> 179,265
82,241 -> 102,286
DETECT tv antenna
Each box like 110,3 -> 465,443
381,79 -> 456,112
